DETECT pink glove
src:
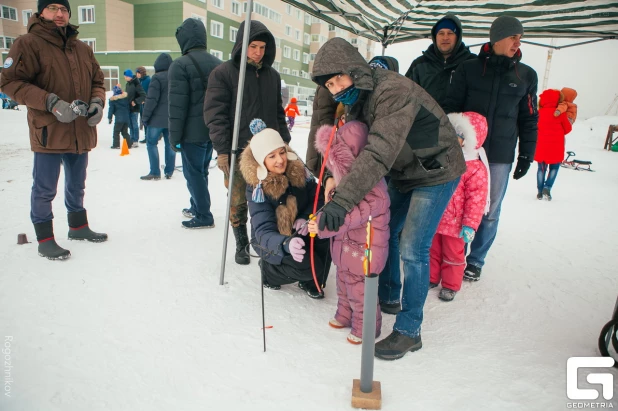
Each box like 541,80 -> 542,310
287,237 -> 306,263
293,218 -> 309,236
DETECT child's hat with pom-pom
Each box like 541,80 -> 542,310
249,119 -> 297,180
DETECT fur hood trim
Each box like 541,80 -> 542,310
447,112 -> 487,159
315,121 -> 368,184
239,144 -> 306,200
110,92 -> 128,101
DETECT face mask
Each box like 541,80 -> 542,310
333,85 -> 360,106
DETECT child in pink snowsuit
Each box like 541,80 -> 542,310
308,121 -> 390,345
430,112 -> 490,302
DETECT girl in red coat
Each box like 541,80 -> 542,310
430,112 -> 490,301
284,97 -> 301,131
534,89 -> 572,201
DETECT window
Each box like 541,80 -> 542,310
231,1 -> 240,15
272,61 -> 280,71
291,69 -> 299,77
230,27 -> 237,42
311,16 -> 320,24
1,36 -> 16,49
274,37 -> 281,48
294,29 -> 300,41
210,21 -> 223,38
285,25 -> 291,37
286,4 -> 291,14
210,49 -> 223,60
100,66 -> 119,92
303,53 -> 309,64
293,49 -> 300,61
283,46 -> 291,58
305,15 -> 311,25
211,0 -> 223,10
192,13 -> 205,23
78,5 -> 95,24
351,38 -> 358,45
304,33 -> 310,45
328,24 -> 336,31
81,38 -> 96,51
244,2 -> 280,23
22,9 -> 32,26
310,53 -> 316,61
1,5 -> 17,21
282,67 -> 290,74
311,34 -> 319,42
296,10 -> 302,20
320,35 -> 327,43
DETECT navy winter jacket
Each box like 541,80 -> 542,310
142,53 -> 172,129
107,93 -> 130,124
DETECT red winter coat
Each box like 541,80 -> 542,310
284,97 -> 301,117
437,112 -> 489,238
534,89 -> 572,164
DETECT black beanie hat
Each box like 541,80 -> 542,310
38,0 -> 71,16
251,33 -> 269,44
314,73 -> 341,88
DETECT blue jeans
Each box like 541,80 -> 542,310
466,163 -> 512,269
536,162 -> 560,193
31,152 -> 88,224
378,178 -> 459,338
181,142 -> 214,224
146,127 -> 176,176
129,112 -> 140,143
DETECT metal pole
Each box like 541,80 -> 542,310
219,0 -> 254,286
359,273 -> 379,393
261,265 -> 266,352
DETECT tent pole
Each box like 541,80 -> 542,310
219,0 -> 254,286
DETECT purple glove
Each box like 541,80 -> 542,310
287,237 -> 306,263
293,218 -> 309,236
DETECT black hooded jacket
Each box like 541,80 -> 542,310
443,43 -> 538,164
204,20 -> 290,156
168,18 -> 222,146
142,53 -> 173,129
405,15 -> 476,108
125,76 -> 146,113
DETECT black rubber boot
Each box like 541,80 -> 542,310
232,225 -> 250,265
67,210 -> 108,242
34,221 -> 71,260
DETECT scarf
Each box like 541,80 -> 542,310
333,85 -> 360,106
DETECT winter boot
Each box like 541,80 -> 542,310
438,288 -> 457,302
67,211 -> 108,242
429,282 -> 439,289
232,225 -> 250,265
329,318 -> 346,329
347,333 -> 362,345
374,330 -> 422,360
380,301 -> 401,315
463,264 -> 482,281
298,280 -> 324,299
542,187 -> 552,201
536,192 -> 543,200
34,221 -> 71,260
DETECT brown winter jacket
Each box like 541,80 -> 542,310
0,14 -> 105,154
306,85 -> 338,175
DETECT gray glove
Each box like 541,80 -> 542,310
46,93 -> 79,123
86,98 -> 104,127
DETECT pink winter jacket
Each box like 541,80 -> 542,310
314,122 -> 390,276
437,112 -> 489,238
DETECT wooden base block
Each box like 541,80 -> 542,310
351,379 -> 381,410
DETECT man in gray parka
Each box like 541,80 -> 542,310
311,38 -> 466,360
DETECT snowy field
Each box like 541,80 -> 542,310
1,108 -> 617,411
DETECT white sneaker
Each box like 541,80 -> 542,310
347,333 -> 362,345
329,318 -> 345,329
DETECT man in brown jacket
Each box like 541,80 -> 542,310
0,0 -> 107,260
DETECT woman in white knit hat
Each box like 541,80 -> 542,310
239,120 -> 330,298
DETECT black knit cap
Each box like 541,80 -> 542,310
251,33 -> 269,44
38,0 -> 71,16
314,73 -> 341,87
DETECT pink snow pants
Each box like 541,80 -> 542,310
429,234 -> 466,291
334,269 -> 382,339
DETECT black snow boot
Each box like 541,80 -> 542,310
67,210 -> 108,242
232,225 -> 250,265
34,221 -> 70,260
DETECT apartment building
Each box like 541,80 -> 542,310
1,0 -> 374,98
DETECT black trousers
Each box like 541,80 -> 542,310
113,122 -> 131,148
261,236 -> 331,287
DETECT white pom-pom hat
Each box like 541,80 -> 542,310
250,129 -> 298,180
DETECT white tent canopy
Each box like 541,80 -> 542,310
282,0 -> 618,47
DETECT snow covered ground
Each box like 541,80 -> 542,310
1,108 -> 617,411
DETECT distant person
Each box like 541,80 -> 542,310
555,87 -> 577,124
534,89 -> 572,201
136,66 -> 151,143
141,53 -> 175,180
405,14 -> 476,108
0,0 -> 107,260
123,69 -> 146,147
284,97 -> 301,131
168,18 -> 221,228
443,15 -> 539,282
107,85 -> 131,150
205,20 -> 290,265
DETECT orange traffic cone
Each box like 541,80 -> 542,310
120,138 -> 130,156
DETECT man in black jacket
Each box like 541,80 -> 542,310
405,14 -> 476,108
204,20 -> 290,265
123,69 -> 146,147
169,18 -> 222,229
443,15 -> 538,281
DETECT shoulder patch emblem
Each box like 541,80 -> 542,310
3,57 -> 13,69
509,83 -> 518,88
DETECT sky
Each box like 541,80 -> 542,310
375,37 -> 618,120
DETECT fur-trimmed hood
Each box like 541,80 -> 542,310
447,112 -> 487,159
110,92 -> 128,101
314,121 -> 369,184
